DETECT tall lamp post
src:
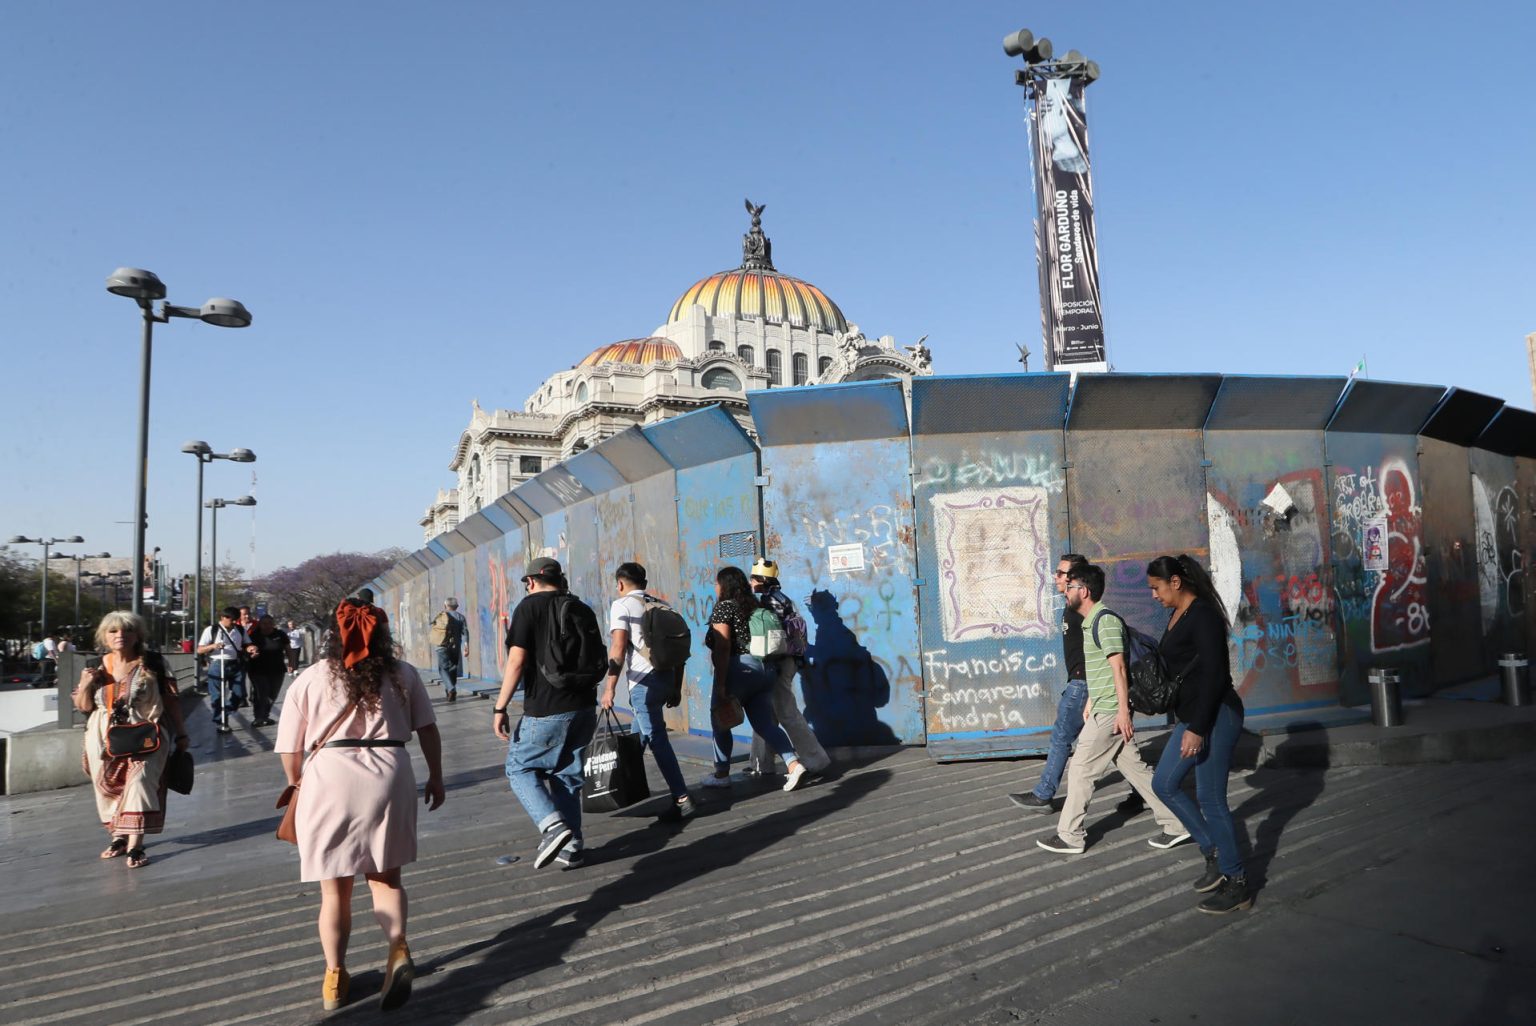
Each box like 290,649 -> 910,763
205,496 -> 257,629
106,268 -> 252,616
182,442 -> 256,639
7,535 -> 85,639
50,551 -> 112,637
85,570 -> 132,611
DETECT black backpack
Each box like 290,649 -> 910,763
638,595 -> 692,673
537,594 -> 607,691
1091,611 -> 1198,716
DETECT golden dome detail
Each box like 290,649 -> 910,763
667,269 -> 847,334
578,337 -> 683,368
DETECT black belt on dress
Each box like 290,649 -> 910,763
323,739 -> 406,749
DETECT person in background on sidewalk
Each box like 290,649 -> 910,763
197,607 -> 248,734
1009,554 -> 1147,817
599,562 -> 696,823
431,598 -> 469,702
748,558 -> 831,780
1036,564 -> 1189,857
492,557 -> 598,870
701,566 -> 809,793
286,619 -> 305,672
277,598 -> 444,1012
1147,554 -> 1252,915
246,614 -> 288,727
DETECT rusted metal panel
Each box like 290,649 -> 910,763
910,374 -> 1073,760
1066,375 -> 1220,642
645,407 -> 761,740
752,381 -> 925,747
1204,376 -> 1346,717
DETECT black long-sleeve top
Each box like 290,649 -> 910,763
1158,598 -> 1241,737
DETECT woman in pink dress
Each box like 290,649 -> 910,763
276,598 -> 445,1012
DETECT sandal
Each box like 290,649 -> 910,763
101,838 -> 129,860
126,847 -> 149,869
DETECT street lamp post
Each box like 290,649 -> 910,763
205,496 -> 256,734
7,535 -> 85,639
106,268 -> 252,616
85,570 -> 131,612
50,552 -> 112,637
181,442 -> 256,640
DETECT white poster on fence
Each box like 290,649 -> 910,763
1363,516 -> 1388,572
828,543 -> 865,574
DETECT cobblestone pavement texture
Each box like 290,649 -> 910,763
2,679 -> 1533,1025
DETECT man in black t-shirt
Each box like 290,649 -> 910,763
492,557 -> 598,871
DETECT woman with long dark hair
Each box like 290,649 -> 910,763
702,566 -> 808,792
1146,554 -> 1252,914
276,598 -> 445,1011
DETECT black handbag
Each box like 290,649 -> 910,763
165,749 -> 195,794
582,710 -> 650,813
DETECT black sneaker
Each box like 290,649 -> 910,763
1193,853 -> 1223,893
534,823 -> 574,869
1007,792 -> 1054,814
657,795 -> 697,823
1148,830 -> 1192,849
1035,834 -> 1086,855
446,691 -> 457,703
215,724 -> 233,735
1197,875 -> 1253,914
555,847 -> 585,871
1117,792 -> 1147,815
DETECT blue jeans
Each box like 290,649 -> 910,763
435,647 -> 461,692
207,661 -> 245,717
506,707 -> 597,847
1152,700 -> 1245,878
713,654 -> 796,771
1033,679 -> 1088,800
630,677 -> 689,799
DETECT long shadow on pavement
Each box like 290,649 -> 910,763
328,767 -> 893,1024
1233,727 -> 1327,891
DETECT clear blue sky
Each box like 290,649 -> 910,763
3,1 -> 1532,579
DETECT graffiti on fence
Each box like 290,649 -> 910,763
1473,475 -> 1525,629
1334,457 -> 1430,653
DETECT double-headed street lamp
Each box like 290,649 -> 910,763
7,535 -> 85,639
182,442 -> 256,636
50,551 -> 112,636
106,268 -> 252,616
204,496 -> 256,630
85,570 -> 133,610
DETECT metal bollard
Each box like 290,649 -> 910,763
1498,653 -> 1530,707
1368,667 -> 1404,727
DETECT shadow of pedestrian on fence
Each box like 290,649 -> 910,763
331,768 -> 891,1025
1233,725 -> 1328,891
801,590 -> 898,748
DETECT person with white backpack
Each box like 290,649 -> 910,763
701,566 -> 809,793
748,559 -> 831,779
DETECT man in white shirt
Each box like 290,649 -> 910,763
197,606 -> 248,734
598,562 -> 694,822
285,620 -> 304,672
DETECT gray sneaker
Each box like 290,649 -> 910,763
534,823 -> 574,868
1007,792 -> 1054,813
1147,830 -> 1192,850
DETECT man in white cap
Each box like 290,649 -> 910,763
431,597 -> 469,702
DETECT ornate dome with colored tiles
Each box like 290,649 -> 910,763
578,337 -> 684,367
667,200 -> 849,334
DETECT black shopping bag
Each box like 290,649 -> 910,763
582,710 -> 651,813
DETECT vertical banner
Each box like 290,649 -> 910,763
1030,76 -> 1106,370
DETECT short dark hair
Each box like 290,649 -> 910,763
616,562 -> 647,588
1058,553 -> 1088,569
1067,564 -> 1105,602
221,606 -> 240,620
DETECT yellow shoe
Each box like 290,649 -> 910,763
380,939 -> 414,1011
322,966 -> 350,1011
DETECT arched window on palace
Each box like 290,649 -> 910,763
818,356 -> 833,377
766,348 -> 782,386
707,340 -> 726,351
792,352 -> 809,386
575,380 -> 589,405
701,367 -> 742,391
737,344 -> 754,367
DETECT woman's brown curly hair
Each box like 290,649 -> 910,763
324,599 -> 404,710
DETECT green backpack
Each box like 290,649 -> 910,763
747,605 -> 789,659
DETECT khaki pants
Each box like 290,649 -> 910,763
750,657 -> 832,774
1057,710 -> 1182,845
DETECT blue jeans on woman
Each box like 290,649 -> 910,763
1152,700 -> 1245,878
1033,679 -> 1088,801
630,677 -> 689,799
506,707 -> 597,849
712,654 -> 797,772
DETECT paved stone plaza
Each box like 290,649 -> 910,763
2,689 -> 1533,1025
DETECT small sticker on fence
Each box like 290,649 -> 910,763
828,543 -> 865,574
1363,516 -> 1388,572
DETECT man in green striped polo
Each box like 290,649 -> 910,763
1037,564 -> 1188,856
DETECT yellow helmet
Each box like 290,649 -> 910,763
750,558 -> 779,580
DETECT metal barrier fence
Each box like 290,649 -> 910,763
368,374 -> 1536,759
